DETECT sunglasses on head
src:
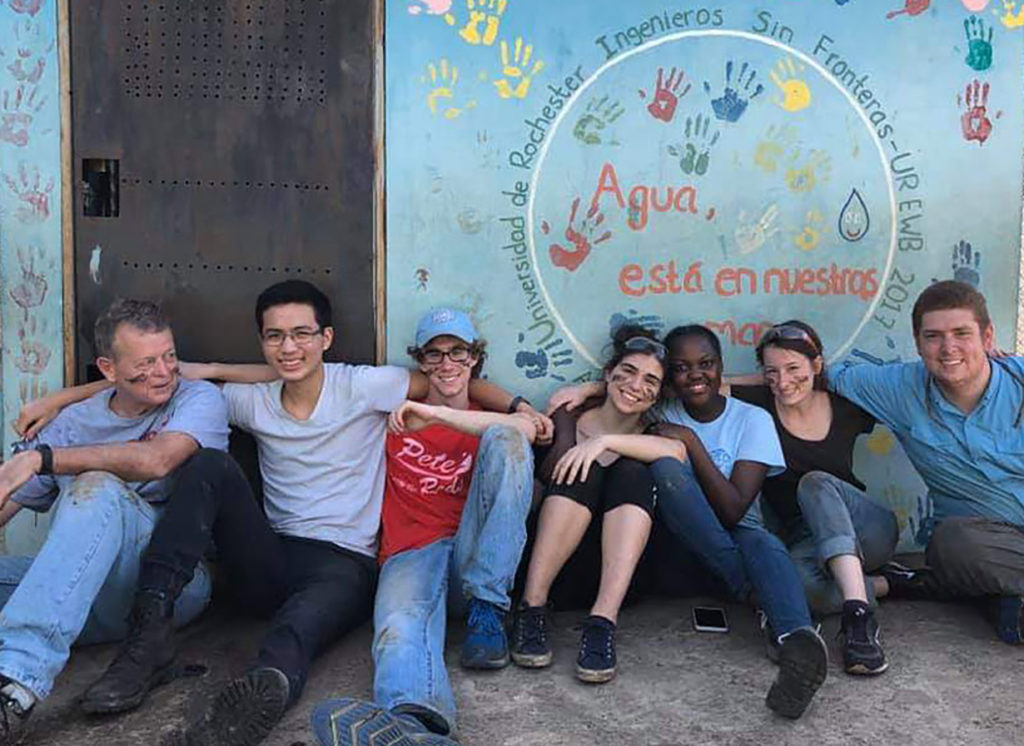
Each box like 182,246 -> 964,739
761,324 -> 819,354
623,336 -> 668,360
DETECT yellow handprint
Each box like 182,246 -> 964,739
753,124 -> 796,173
769,56 -> 811,113
493,37 -> 545,100
421,59 -> 476,119
785,149 -> 832,193
865,427 -> 896,456
459,0 -> 507,46
793,210 -> 825,251
999,1 -> 1024,28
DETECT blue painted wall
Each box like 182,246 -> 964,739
385,0 -> 1024,550
0,0 -> 62,554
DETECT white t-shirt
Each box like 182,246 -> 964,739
654,396 -> 785,526
223,363 -> 410,557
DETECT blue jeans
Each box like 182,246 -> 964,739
0,472 -> 211,699
650,458 -> 812,637
779,471 -> 899,615
372,426 -> 533,735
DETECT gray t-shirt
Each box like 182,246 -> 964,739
14,378 -> 229,511
222,363 -> 411,557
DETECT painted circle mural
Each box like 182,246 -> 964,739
528,30 -> 895,368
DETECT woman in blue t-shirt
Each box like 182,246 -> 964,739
647,325 -> 827,721
728,321 -> 899,677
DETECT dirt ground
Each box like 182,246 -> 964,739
17,594 -> 1024,746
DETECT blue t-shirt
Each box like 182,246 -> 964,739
829,356 -> 1024,528
14,378 -> 229,511
653,396 -> 786,526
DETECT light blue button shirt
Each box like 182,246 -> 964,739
828,357 -> 1024,527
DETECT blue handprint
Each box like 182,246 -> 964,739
907,493 -> 935,547
703,60 -> 764,123
515,333 -> 571,381
964,16 -> 993,72
609,309 -> 666,337
952,239 -> 981,288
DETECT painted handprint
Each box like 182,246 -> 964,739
458,0 -> 506,46
999,1 -> 1024,28
735,204 -> 780,255
609,310 -> 666,336
952,240 -> 982,287
7,0 -> 44,16
572,95 -> 624,146
542,197 -> 612,272
641,67 -> 690,123
959,79 -> 992,145
753,124 -> 796,173
704,60 -> 764,123
793,210 -> 825,251
493,37 -> 545,100
407,0 -> 455,24
907,494 -> 935,546
667,113 -> 719,176
10,245 -> 49,310
785,149 -> 832,193
7,19 -> 53,84
421,59 -> 476,119
886,0 -> 930,19
0,84 -> 46,147
15,316 -> 52,376
770,57 -> 811,113
3,163 -> 53,223
964,17 -> 993,71
514,343 -> 571,382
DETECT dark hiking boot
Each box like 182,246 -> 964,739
81,590 -> 176,714
878,561 -> 946,600
174,667 -> 290,746
992,595 -> 1024,644
311,698 -> 459,745
766,627 -> 828,719
511,604 -> 552,668
0,678 -> 34,746
575,615 -> 616,684
839,602 -> 888,675
460,598 -> 509,670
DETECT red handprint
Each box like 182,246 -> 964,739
960,79 -> 992,145
7,19 -> 53,84
0,84 -> 46,147
544,197 -> 612,272
3,163 -> 54,223
644,67 -> 690,123
8,0 -> 44,16
10,246 -> 49,310
886,0 -> 930,18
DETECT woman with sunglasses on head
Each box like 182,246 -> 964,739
511,326 -> 684,685
727,321 -> 899,676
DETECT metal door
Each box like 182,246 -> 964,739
70,0 -> 377,375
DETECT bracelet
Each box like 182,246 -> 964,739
35,444 -> 54,475
507,395 -> 530,414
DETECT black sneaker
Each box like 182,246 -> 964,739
991,595 -> 1024,644
839,603 -> 888,675
81,589 -> 177,714
878,561 -> 943,600
575,615 -> 616,684
0,679 -> 33,746
174,667 -> 289,746
766,627 -> 828,719
511,604 -> 552,668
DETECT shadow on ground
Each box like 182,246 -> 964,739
22,597 -> 1024,745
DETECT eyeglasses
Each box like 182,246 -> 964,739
760,324 -> 819,353
261,327 -> 322,347
419,346 -> 473,365
623,336 -> 668,360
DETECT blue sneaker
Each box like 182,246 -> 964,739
993,596 -> 1024,644
460,598 -> 510,669
310,699 -> 457,746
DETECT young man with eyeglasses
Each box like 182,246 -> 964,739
26,281 -> 550,745
825,281 -> 1024,644
0,299 -> 228,744
310,308 -> 537,746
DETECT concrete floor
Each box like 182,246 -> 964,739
21,597 -> 1024,746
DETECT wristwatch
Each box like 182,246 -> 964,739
507,395 -> 531,414
34,444 -> 54,475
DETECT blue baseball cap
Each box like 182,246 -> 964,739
414,308 -> 478,348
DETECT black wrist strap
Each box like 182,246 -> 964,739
35,444 -> 54,475
507,395 -> 530,414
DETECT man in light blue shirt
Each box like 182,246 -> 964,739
829,281 -> 1024,644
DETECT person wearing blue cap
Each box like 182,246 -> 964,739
308,307 -> 538,746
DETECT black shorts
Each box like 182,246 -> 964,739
543,456 -> 656,518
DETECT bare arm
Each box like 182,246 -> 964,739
647,423 -> 766,527
180,362 -> 277,383
545,381 -> 606,414
15,380 -> 112,438
390,401 -> 537,443
553,433 -> 686,485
